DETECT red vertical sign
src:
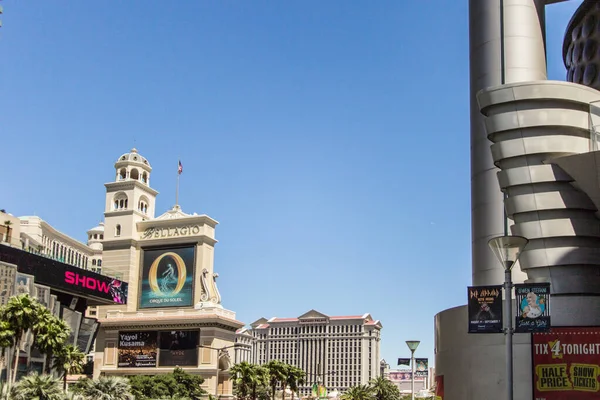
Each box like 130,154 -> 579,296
434,375 -> 444,400
533,327 -> 600,399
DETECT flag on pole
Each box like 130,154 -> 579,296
178,160 -> 183,175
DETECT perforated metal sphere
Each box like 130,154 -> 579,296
563,1 -> 600,91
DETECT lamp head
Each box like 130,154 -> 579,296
405,340 -> 420,353
488,235 -> 528,272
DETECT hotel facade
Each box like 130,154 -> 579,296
235,310 -> 382,395
88,148 -> 244,397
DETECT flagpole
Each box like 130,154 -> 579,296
176,161 -> 180,207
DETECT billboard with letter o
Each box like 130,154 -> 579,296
532,327 -> 600,399
139,246 -> 195,309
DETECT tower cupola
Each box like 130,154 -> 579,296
114,148 -> 152,185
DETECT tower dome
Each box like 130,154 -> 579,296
115,148 -> 151,168
114,148 -> 152,184
87,222 -> 104,251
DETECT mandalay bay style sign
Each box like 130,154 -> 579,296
139,246 -> 195,308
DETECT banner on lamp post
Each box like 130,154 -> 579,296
467,285 -> 503,333
515,283 -> 550,333
415,358 -> 428,377
397,358 -> 410,367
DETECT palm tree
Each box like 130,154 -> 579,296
231,361 -> 253,400
265,360 -> 287,400
11,373 -> 64,400
33,308 -> 70,374
76,376 -> 134,400
52,344 -> 85,390
0,380 -> 10,400
369,376 -> 400,400
2,294 -> 41,384
251,365 -> 269,400
285,366 -> 305,400
341,385 -> 375,400
0,320 -> 15,379
231,362 -> 270,400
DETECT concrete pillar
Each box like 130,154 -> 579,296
469,0 -> 547,286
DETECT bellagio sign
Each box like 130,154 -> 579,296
142,225 -> 201,240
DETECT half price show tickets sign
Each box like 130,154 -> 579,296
533,327 -> 600,399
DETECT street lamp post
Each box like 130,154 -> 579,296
405,340 -> 420,400
488,235 -> 528,400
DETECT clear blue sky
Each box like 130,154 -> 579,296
0,0 -> 582,371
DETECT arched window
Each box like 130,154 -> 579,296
119,168 -> 127,180
100,234 -> 103,240
130,168 -> 139,180
93,234 -> 98,239
115,224 -> 121,237
88,234 -> 92,240
97,260 -> 102,267
113,193 -> 128,210
138,196 -> 150,214
141,172 -> 148,183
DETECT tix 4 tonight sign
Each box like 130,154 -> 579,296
533,327 -> 600,399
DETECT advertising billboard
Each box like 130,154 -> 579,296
14,273 -> 34,296
118,331 -> 158,368
34,284 -> 51,308
515,283 -> 550,333
0,262 -> 16,307
467,285 -> 503,333
0,244 -> 128,305
158,330 -> 199,367
388,371 -> 425,381
139,246 -> 195,309
532,327 -> 600,399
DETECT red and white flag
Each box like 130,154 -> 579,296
178,160 -> 183,175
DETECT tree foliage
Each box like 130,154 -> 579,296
11,373 -> 64,400
72,376 -> 134,400
265,360 -> 288,400
341,384 -> 375,400
2,294 -> 42,384
127,368 -> 206,400
0,294 -> 71,385
231,361 -> 306,400
369,376 -> 400,400
52,344 -> 86,390
230,362 -> 269,400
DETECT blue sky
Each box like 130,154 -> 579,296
0,1 -> 582,371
